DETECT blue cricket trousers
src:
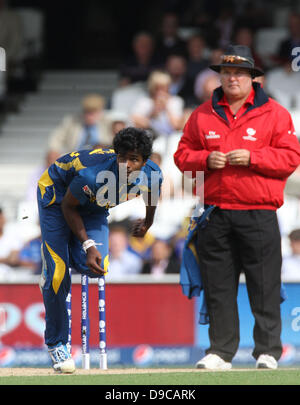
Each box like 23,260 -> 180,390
38,202 -> 109,346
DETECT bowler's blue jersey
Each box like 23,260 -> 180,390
37,148 -> 163,215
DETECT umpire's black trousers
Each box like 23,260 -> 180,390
196,208 -> 282,362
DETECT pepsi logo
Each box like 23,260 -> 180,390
133,344 -> 154,366
280,344 -> 296,364
0,346 -> 16,366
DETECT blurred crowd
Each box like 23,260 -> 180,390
0,1 -> 300,281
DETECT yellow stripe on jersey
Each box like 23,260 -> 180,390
38,169 -> 54,198
45,241 -> 66,294
188,241 -> 199,264
47,190 -> 56,207
89,148 -> 115,155
55,156 -> 86,172
103,254 -> 109,275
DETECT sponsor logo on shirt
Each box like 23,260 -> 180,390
82,185 -> 96,202
243,128 -> 257,141
205,131 -> 221,139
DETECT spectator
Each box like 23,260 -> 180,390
276,12 -> 300,65
108,111 -> 129,139
281,229 -> 300,282
119,32 -> 162,87
174,44 -> 300,370
165,54 -> 197,107
128,230 -> 155,261
14,235 -> 43,275
131,70 -> 184,137
264,56 -> 300,110
264,12 -> 300,109
186,34 -> 209,83
155,13 -> 187,63
194,49 -> 222,103
142,239 -> 180,277
0,207 -> 23,276
92,110 -> 129,149
48,94 -> 113,154
107,226 -> 143,279
198,73 -> 221,104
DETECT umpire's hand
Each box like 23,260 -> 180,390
226,149 -> 250,166
207,151 -> 227,169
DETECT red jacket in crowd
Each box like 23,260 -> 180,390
174,83 -> 300,210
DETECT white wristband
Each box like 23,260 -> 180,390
82,239 -> 96,253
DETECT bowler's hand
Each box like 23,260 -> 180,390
226,149 -> 250,166
86,246 -> 104,275
131,218 -> 151,238
207,151 -> 227,169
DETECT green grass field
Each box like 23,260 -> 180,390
1,369 -> 300,385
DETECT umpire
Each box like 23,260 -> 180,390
174,45 -> 300,370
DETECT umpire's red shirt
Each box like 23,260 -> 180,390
174,82 -> 300,210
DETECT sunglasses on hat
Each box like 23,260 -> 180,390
221,55 -> 254,67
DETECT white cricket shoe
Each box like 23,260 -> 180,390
195,353 -> 232,370
48,342 -> 76,374
256,354 -> 278,369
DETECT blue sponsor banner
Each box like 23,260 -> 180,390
1,343 -> 300,367
0,345 -> 204,368
195,282 -> 300,364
